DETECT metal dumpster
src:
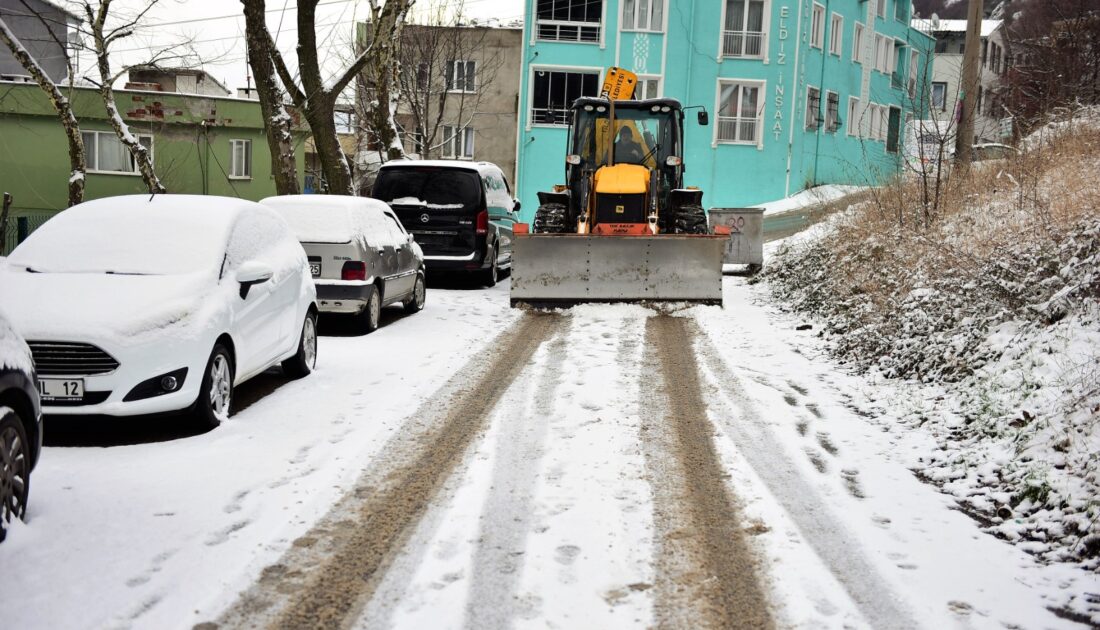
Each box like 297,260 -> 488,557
708,207 -> 764,270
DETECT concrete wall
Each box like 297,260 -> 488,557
515,0 -> 934,223
0,0 -> 74,83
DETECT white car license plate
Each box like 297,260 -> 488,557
39,378 -> 85,399
310,263 -> 322,277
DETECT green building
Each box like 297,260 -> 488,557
0,80 -> 307,253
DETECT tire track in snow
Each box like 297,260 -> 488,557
208,312 -> 565,630
642,315 -> 775,630
690,320 -> 921,630
461,328 -> 569,629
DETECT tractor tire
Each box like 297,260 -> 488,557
533,202 -> 570,234
673,204 -> 708,234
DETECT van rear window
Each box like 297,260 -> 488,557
373,168 -> 481,209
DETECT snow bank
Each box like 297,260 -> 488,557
754,184 -> 867,216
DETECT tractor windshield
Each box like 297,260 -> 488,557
572,104 -> 680,170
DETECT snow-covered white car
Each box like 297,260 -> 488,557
0,309 -> 41,542
0,195 -> 318,428
260,195 -> 426,333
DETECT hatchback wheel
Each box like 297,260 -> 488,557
359,285 -> 382,333
0,407 -> 30,542
195,344 -> 233,429
404,272 -> 426,314
283,311 -> 318,378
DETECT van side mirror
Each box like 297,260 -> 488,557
697,110 -> 710,126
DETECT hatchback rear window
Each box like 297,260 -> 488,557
374,168 -> 481,210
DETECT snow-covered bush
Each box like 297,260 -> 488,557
767,121 -> 1100,569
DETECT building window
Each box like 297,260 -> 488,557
722,0 -> 766,58
886,106 -> 901,152
825,91 -> 840,132
877,104 -> 889,141
931,81 -> 947,111
853,22 -> 864,61
229,139 -> 252,179
536,0 -> 602,43
874,35 -> 888,72
717,80 -> 763,144
810,3 -> 825,49
81,130 -> 153,175
334,111 -> 356,134
416,62 -> 429,90
869,104 -> 881,141
530,68 -> 600,125
876,0 -> 887,19
442,126 -> 474,159
636,75 -> 661,99
894,0 -> 908,21
446,60 -> 476,93
805,86 -> 821,130
935,39 -> 947,54
847,97 -> 860,137
622,0 -> 663,32
908,50 -> 920,97
829,13 -> 843,56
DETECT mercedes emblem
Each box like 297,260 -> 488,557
420,213 -> 430,223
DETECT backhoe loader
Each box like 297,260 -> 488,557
510,67 -> 727,307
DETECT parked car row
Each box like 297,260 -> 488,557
0,159 -> 521,539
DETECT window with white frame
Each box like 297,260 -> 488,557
622,0 -> 663,32
876,0 -> 887,19
334,110 -> 355,134
847,97 -> 860,136
81,130 -> 152,174
805,86 -> 821,130
530,68 -> 601,125
829,13 -> 843,56
931,81 -> 947,111
717,80 -> 763,144
875,34 -> 890,73
908,50 -> 920,97
869,104 -> 880,141
230,139 -> 252,179
446,60 -> 476,92
636,76 -> 661,99
853,22 -> 864,61
536,0 -> 603,43
722,0 -> 767,58
810,3 -> 825,49
825,91 -> 840,132
442,126 -> 475,159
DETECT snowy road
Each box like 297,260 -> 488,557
1,276 -> 1094,629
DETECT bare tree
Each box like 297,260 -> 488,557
357,0 -> 414,167
82,0 -> 169,194
0,4 -> 85,206
240,0 -> 299,195
387,5 -> 505,161
242,0 -> 414,195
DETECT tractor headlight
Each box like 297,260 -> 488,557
566,154 -> 582,165
665,156 -> 682,166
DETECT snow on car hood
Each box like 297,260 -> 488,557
0,308 -> 33,374
0,269 -> 219,348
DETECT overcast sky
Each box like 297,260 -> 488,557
62,0 -> 525,99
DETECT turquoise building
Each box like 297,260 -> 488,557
515,0 -> 934,221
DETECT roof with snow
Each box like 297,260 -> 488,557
912,18 -> 1002,38
379,159 -> 504,177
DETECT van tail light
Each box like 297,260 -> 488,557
341,261 -> 367,281
476,210 -> 489,235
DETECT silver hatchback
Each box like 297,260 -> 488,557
261,195 -> 426,332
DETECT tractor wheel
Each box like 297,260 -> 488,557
533,202 -> 570,234
673,204 -> 708,234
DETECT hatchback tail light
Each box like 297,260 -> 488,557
341,261 -> 367,281
476,210 -> 489,235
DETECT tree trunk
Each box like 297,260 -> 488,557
87,1 -> 165,194
241,0 -> 300,195
0,17 -> 85,207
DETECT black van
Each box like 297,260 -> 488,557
372,160 -> 519,287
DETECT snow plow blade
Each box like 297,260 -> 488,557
510,233 -> 726,308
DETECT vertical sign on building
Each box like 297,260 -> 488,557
774,6 -> 791,140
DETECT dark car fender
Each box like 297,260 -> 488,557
0,368 -> 43,470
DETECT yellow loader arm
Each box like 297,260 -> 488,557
601,67 -> 638,101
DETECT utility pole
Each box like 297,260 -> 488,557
954,0 -> 984,169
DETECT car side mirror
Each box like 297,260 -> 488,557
513,199 -> 522,213
698,110 -> 710,126
236,261 -> 273,299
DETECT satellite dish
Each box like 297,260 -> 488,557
931,13 -> 940,29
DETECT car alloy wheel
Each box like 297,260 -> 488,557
0,411 -> 29,528
368,288 -> 381,330
209,353 -> 232,421
414,275 -> 426,309
302,314 -> 317,370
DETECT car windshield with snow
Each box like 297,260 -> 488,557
373,160 -> 519,287
0,195 -> 319,427
261,195 -> 426,333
